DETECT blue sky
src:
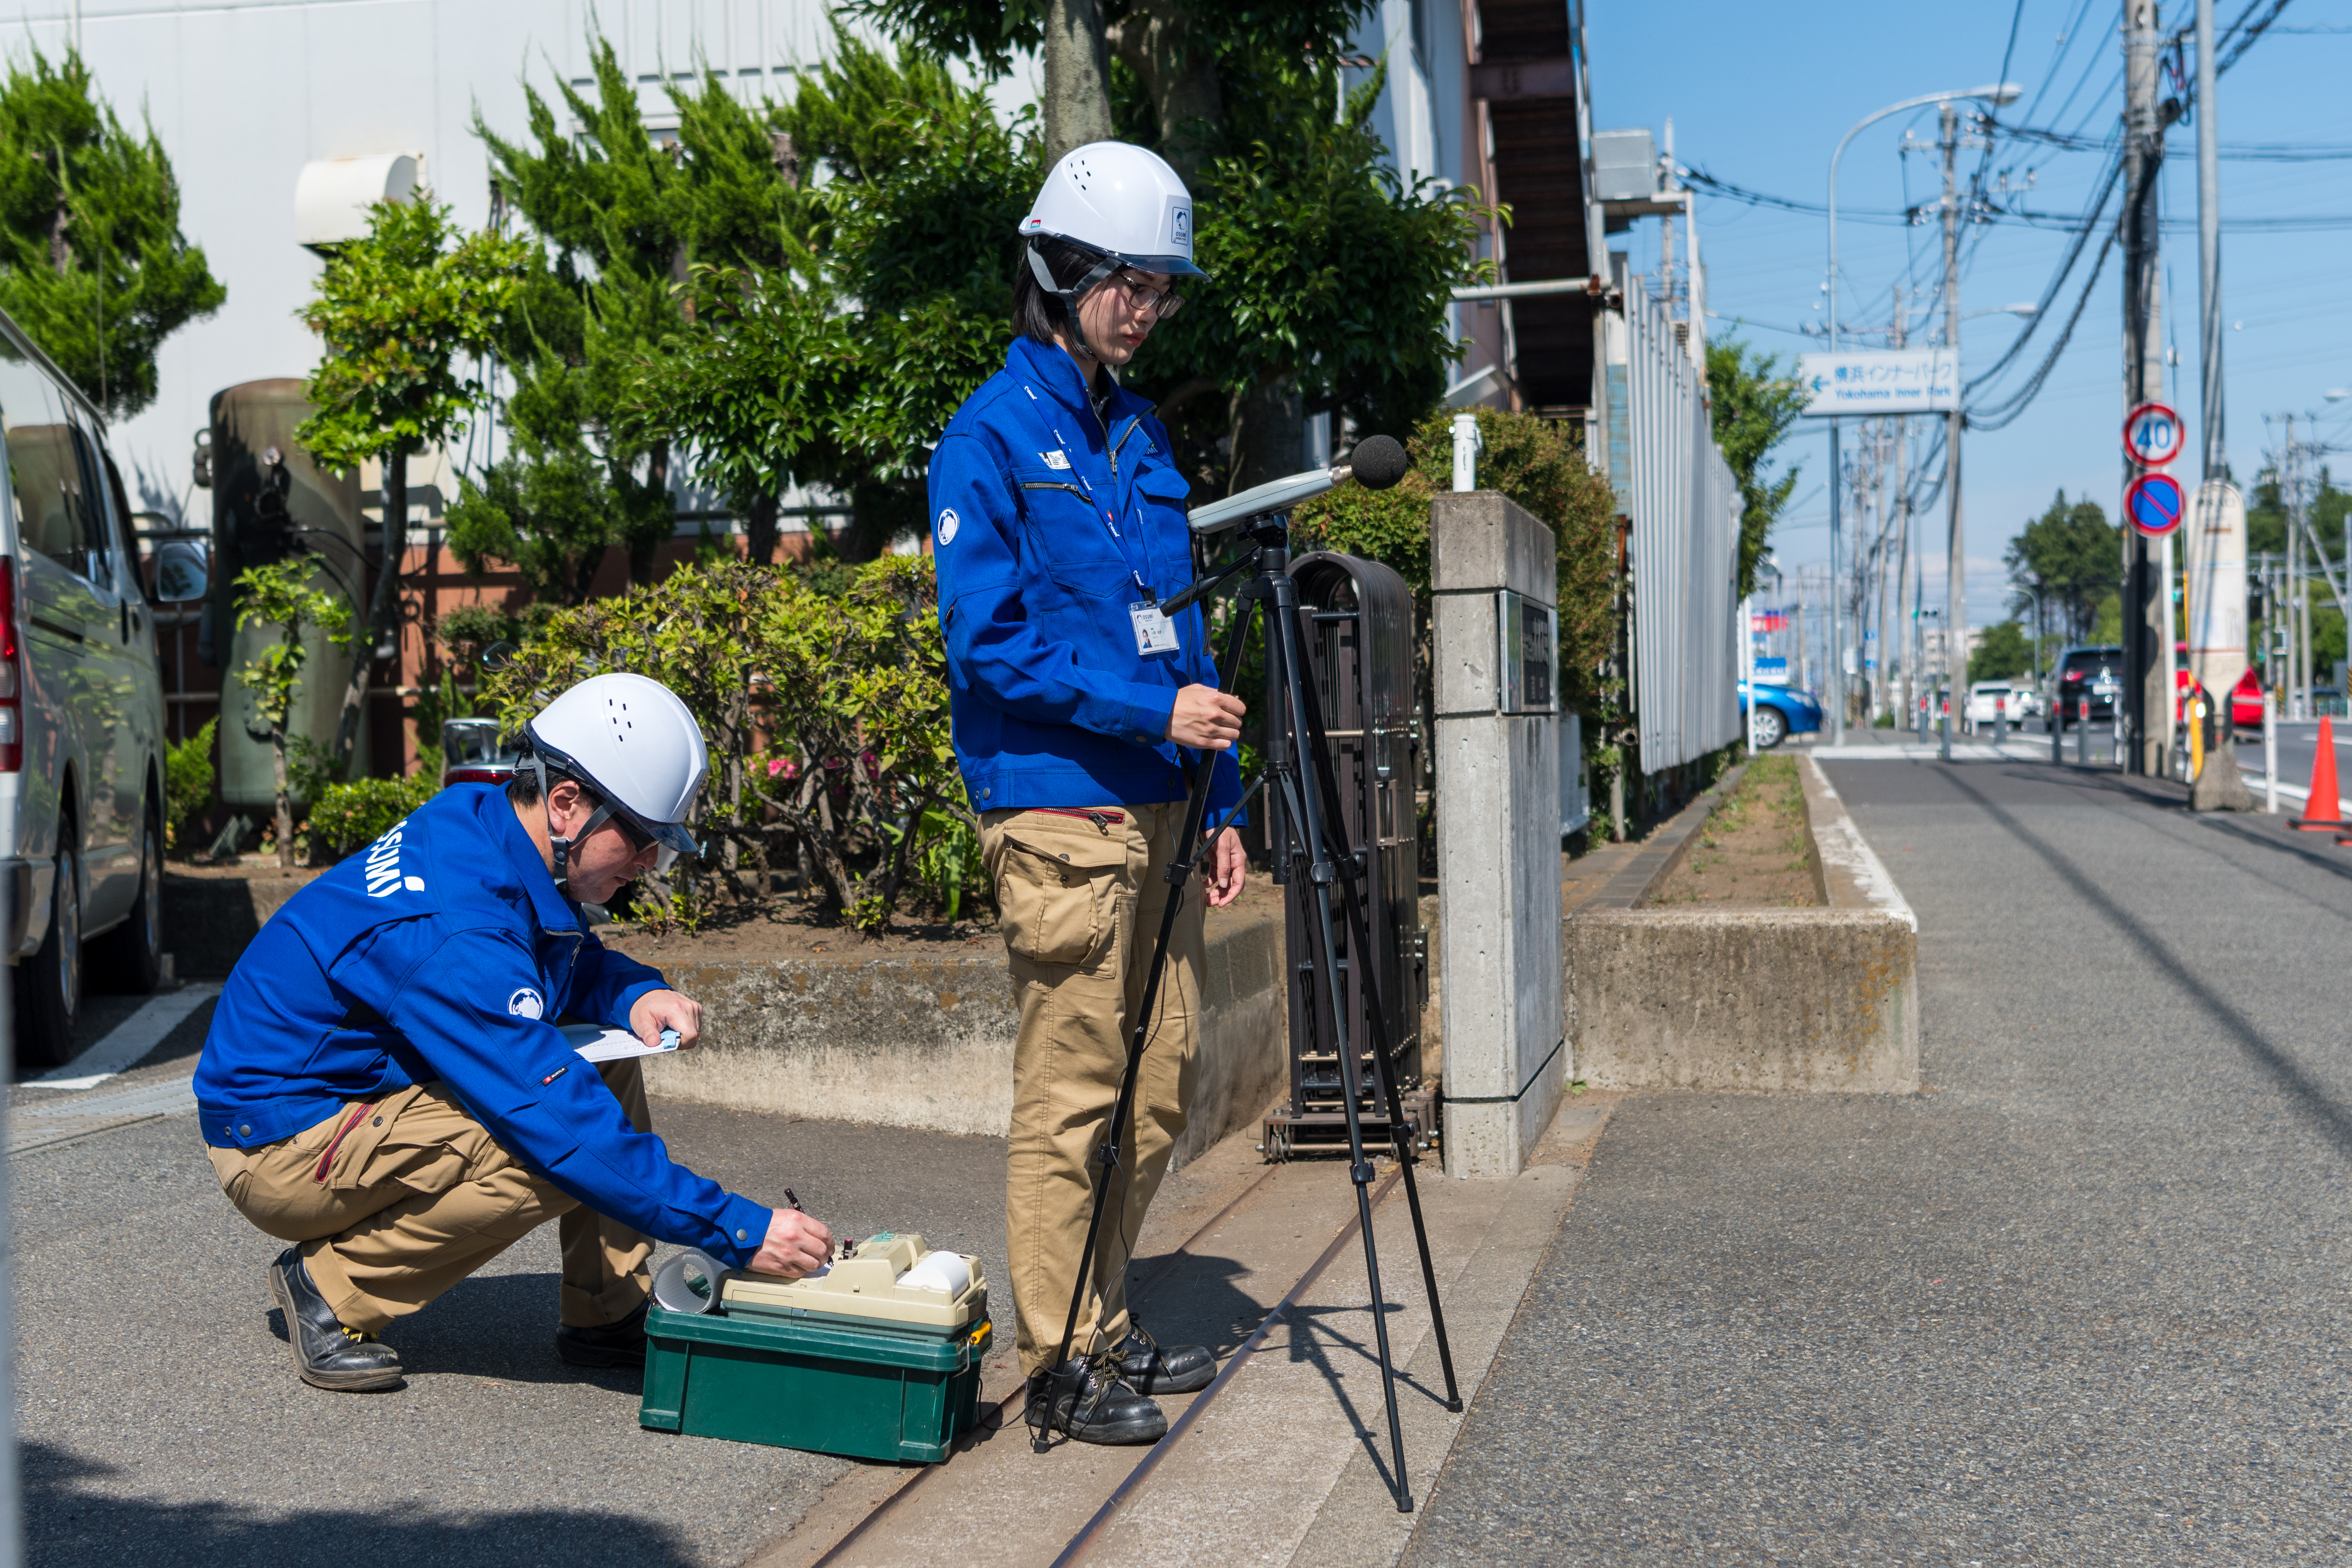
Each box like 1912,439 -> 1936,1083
1587,0 -> 2352,627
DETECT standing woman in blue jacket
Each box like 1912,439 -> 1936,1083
930,141 -> 1247,1444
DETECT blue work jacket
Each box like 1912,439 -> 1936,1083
929,335 -> 1242,817
193,784 -> 774,1269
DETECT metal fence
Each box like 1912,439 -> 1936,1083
1624,285 -> 1743,773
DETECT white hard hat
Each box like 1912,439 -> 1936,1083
524,672 -> 708,861
1019,142 -> 1206,280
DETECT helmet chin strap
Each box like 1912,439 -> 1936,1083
529,753 -> 614,896
1028,240 -> 1122,368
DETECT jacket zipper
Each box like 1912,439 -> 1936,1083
1020,480 -> 1092,501
1029,807 -> 1125,832
1109,416 -> 1141,479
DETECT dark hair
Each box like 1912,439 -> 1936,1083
506,767 -> 603,813
1013,237 -> 1109,343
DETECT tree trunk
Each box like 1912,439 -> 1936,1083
1227,378 -> 1304,494
1111,0 -> 1222,185
1042,0 -> 1116,167
272,732 -> 294,870
745,493 -> 779,566
332,445 -> 407,776
631,439 -> 673,585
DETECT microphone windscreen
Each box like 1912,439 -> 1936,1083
1348,435 -> 1408,491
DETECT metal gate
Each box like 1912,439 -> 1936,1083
1262,551 -> 1433,1160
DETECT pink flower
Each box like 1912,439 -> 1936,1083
768,756 -> 800,781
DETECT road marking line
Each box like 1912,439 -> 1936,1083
23,983 -> 221,1090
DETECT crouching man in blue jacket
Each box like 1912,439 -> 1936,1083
195,673 -> 833,1392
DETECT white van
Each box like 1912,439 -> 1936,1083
0,314 -> 204,1067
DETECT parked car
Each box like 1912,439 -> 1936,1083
2047,645 -> 2124,729
0,312 -> 207,1064
1962,681 -> 2028,732
2231,667 -> 2265,730
1737,680 -> 1824,749
441,717 -> 520,787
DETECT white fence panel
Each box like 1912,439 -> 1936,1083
1626,287 -> 1742,773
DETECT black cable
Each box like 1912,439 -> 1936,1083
1966,219 -> 2121,432
2217,0 -> 2297,72
1961,148 -> 2125,390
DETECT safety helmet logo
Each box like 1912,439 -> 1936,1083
508,988 -> 545,1020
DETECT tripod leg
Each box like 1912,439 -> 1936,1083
1290,643 -> 1464,1414
1026,590 -> 1260,1448
1267,582 -> 1416,1513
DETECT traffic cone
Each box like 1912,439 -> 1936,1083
2295,715 -> 2345,830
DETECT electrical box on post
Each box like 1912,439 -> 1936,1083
1262,550 -> 1433,1162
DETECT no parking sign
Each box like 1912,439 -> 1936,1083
2126,471 -> 2186,538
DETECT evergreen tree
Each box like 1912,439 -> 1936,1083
2005,490 -> 2121,641
0,45 -> 223,419
1704,340 -> 1805,598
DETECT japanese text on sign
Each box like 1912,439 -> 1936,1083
1797,350 -> 1960,416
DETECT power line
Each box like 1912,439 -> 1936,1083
1966,221 -> 2121,431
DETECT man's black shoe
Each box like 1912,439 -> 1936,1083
267,1248 -> 404,1392
1115,1327 -> 1215,1395
555,1300 -> 649,1369
1047,1363 -> 1168,1445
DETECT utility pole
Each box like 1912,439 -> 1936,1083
2186,0 -> 2254,805
2121,0 -> 2168,774
1889,289 -> 1911,727
1940,101 -> 1965,763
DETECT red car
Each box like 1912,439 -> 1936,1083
2173,664 -> 2266,732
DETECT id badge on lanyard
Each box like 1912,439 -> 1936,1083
1130,601 -> 1180,657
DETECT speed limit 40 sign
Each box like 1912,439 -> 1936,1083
2123,402 -> 2183,468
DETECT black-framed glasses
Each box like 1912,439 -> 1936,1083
609,812 -> 656,855
1113,270 -> 1184,319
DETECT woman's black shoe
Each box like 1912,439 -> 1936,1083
1046,1364 -> 1168,1445
267,1248 -> 404,1392
1115,1327 -> 1215,1394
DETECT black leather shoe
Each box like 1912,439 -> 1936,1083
555,1300 -> 649,1369
267,1248 -> 404,1392
1115,1328 -> 1215,1395
1046,1363 -> 1168,1445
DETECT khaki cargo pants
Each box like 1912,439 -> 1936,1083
206,1059 -> 655,1335
983,801 -> 1204,1377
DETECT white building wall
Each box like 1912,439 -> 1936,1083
19,0 -> 936,521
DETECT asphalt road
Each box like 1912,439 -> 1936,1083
14,1049 -> 1012,1568
1405,758 -> 2352,1564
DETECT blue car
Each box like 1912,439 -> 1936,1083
1737,681 -> 1824,749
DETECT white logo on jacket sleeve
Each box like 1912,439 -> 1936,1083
362,820 -> 413,898
507,988 -> 545,1020
936,507 -> 960,546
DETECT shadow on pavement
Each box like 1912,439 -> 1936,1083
1941,767 -> 2352,1161
24,1441 -> 697,1567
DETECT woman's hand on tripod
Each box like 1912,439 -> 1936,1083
1203,826 -> 1247,907
1167,684 -> 1245,751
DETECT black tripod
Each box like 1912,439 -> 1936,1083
1024,510 -> 1460,1513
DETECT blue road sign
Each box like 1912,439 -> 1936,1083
2127,471 -> 2186,537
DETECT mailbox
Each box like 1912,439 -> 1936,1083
1263,550 -> 1433,1160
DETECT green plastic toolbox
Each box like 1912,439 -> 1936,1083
638,1233 -> 990,1463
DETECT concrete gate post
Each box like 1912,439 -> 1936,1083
1431,493 -> 1564,1179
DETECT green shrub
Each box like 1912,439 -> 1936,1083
479,555 -> 969,934
1293,405 -> 1620,700
163,718 -> 218,852
303,772 -> 439,864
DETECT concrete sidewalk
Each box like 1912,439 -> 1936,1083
1402,760 -> 2352,1563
